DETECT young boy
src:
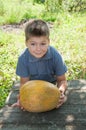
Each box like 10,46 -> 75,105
12,19 -> 67,109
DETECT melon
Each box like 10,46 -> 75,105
20,80 -> 60,112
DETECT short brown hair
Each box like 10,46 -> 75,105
25,19 -> 49,41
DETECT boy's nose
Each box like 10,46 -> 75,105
36,44 -> 41,50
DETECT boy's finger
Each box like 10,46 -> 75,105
60,93 -> 65,97
20,106 -> 26,111
56,95 -> 68,109
56,102 -> 63,108
11,102 -> 20,107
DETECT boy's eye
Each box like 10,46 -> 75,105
30,43 -> 47,46
30,43 -> 35,46
41,43 -> 47,45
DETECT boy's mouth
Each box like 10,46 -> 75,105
35,52 -> 42,55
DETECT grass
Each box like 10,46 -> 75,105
0,0 -> 44,24
0,30 -> 24,107
50,12 -> 86,79
0,0 -> 86,108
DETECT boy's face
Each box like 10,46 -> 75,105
26,36 -> 50,58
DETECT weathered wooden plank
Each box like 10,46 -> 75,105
0,80 -> 86,130
1,103 -> 86,115
1,124 -> 86,130
0,105 -> 86,125
68,80 -> 86,89
12,79 -> 86,90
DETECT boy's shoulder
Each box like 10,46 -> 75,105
49,46 -> 60,56
18,48 -> 30,62
19,48 -> 29,57
49,45 -> 57,51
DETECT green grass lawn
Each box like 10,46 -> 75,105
0,0 -> 86,108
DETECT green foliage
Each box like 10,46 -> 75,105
0,1 -> 5,16
50,12 -> 86,80
0,73 -> 13,107
0,0 -> 86,25
45,0 -> 62,13
0,0 -> 44,25
41,11 -> 57,22
63,0 -> 86,12
0,30 -> 24,108
45,0 -> 86,13
33,0 -> 45,4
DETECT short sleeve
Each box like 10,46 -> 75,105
54,52 -> 67,76
16,56 -> 29,77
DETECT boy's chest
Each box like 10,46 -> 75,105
28,60 -> 54,75
27,60 -> 56,82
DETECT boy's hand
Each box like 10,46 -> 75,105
56,89 -> 67,108
11,95 -> 25,111
11,99 -> 20,107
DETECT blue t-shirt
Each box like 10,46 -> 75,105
16,46 -> 67,83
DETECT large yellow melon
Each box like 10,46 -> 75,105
20,80 -> 60,112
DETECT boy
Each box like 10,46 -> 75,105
12,19 -> 67,109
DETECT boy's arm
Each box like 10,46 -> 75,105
20,77 -> 30,87
56,74 -> 67,108
57,74 -> 67,93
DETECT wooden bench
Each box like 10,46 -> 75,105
0,80 -> 86,130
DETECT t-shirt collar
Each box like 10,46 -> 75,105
28,46 -> 52,62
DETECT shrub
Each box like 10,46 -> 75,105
63,0 -> 86,12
